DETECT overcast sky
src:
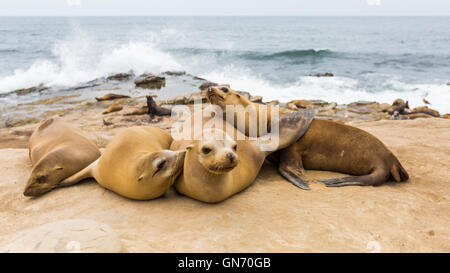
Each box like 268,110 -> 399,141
1,0 -> 449,16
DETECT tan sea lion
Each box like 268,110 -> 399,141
24,118 -> 101,196
170,106 -> 313,203
60,126 -> 185,200
102,105 -> 123,114
207,86 -> 409,189
95,93 -> 130,101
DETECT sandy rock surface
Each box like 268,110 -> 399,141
0,118 -> 448,252
0,219 -> 121,253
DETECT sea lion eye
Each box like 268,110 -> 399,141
37,176 -> 46,184
233,145 -> 237,151
221,87 -> 228,93
202,147 -> 212,154
157,160 -> 166,170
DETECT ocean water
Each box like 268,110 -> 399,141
1,16 -> 449,112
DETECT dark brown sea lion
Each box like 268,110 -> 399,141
207,86 -> 409,190
95,93 -> 130,101
146,96 -> 171,118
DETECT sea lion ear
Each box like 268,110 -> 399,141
54,166 -> 64,171
186,145 -> 194,151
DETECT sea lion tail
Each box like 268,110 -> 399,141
390,160 -> 409,182
58,159 -> 98,187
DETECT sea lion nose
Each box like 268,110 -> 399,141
227,153 -> 235,163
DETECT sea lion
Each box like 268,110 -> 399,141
95,93 -> 130,101
24,118 -> 101,196
170,106 -> 313,203
207,86 -> 409,189
102,105 -> 123,114
146,96 -> 171,118
60,126 -> 185,200
206,85 -> 286,137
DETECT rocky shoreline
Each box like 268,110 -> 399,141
1,71 -> 449,131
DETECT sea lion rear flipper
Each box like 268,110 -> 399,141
58,159 -> 98,187
316,168 -> 387,187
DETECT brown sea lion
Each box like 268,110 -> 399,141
24,118 -> 101,196
207,86 -> 409,189
170,106 -> 313,203
95,93 -> 130,101
60,126 -> 185,200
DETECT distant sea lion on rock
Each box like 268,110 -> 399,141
95,93 -> 130,101
24,118 -> 101,196
102,105 -> 123,114
60,127 -> 185,200
207,86 -> 409,189
146,96 -> 171,118
170,107 -> 313,203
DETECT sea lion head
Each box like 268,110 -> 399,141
24,161 -> 66,197
136,149 -> 186,197
206,85 -> 245,110
189,129 -> 239,175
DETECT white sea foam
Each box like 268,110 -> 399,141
0,30 -> 182,92
201,65 -> 450,114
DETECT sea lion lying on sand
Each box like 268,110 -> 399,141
170,106 -> 313,203
60,126 -> 185,200
207,86 -> 409,189
24,118 -> 101,196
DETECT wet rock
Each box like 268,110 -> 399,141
7,84 -> 48,96
348,101 -> 378,114
102,105 -> 123,114
134,74 -> 166,89
163,71 -> 186,76
106,72 -> 134,81
0,219 -> 121,253
199,81 -> 218,90
308,72 -> 334,77
307,100 -> 330,107
288,100 -> 313,109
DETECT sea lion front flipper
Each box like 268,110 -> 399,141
279,167 -> 310,190
58,159 -> 98,187
278,147 -> 310,190
252,107 -> 314,155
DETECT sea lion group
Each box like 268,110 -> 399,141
24,85 -> 409,203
